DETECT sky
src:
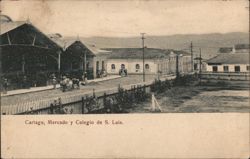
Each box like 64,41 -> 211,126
1,0 -> 249,37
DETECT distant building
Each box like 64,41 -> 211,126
205,53 -> 249,73
233,44 -> 250,53
103,48 -> 192,75
218,47 -> 233,53
218,44 -> 250,54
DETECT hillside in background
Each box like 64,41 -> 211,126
72,32 -> 249,59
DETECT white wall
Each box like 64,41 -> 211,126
206,64 -> 249,73
93,55 -> 108,78
106,59 -> 158,74
106,55 -> 192,75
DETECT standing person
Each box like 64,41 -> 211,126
52,76 -> 57,89
60,76 -> 67,92
83,72 -> 88,85
3,78 -> 8,94
23,76 -> 27,89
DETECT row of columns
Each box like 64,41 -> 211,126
19,49 -> 88,74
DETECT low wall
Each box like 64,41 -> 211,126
201,72 -> 250,81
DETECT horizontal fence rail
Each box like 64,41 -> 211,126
201,72 -> 250,80
1,75 -> 180,115
14,84 -> 152,115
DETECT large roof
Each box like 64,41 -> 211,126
48,34 -> 110,55
0,18 -> 61,50
103,48 -> 190,59
206,53 -> 249,65
0,21 -> 26,35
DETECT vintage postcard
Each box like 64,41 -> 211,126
0,0 -> 249,158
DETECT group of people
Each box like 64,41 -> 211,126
96,69 -> 107,78
59,72 -> 88,92
119,68 -> 128,77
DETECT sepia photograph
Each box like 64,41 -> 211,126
0,0 -> 249,158
0,0 -> 249,115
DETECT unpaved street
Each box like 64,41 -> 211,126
129,87 -> 250,113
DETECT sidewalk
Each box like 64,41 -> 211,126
1,75 -> 121,97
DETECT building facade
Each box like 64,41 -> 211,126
204,52 -> 249,80
49,34 -> 110,79
0,15 -> 62,89
206,53 -> 250,73
104,48 -> 192,75
106,59 -> 158,75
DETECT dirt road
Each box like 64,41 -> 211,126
1,75 -> 159,106
129,86 -> 250,113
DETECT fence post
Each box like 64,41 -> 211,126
58,98 -> 62,111
103,92 -> 107,110
82,97 -> 85,114
49,103 -> 54,114
93,89 -> 96,98
143,84 -> 146,99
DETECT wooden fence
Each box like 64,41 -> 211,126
14,84 -> 151,115
2,75 -> 196,115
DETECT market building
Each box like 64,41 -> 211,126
49,34 -> 111,79
0,15 -> 62,89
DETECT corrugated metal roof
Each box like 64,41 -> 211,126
206,53 -> 249,64
1,21 -> 61,50
0,21 -> 26,35
49,35 -> 111,54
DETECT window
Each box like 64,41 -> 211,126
136,64 -> 140,69
102,61 -> 105,70
212,66 -> 218,72
234,66 -> 240,72
96,61 -> 99,70
223,66 -> 229,72
194,64 -> 198,70
145,64 -> 150,69
111,64 -> 115,69
246,66 -> 250,71
121,64 -> 125,69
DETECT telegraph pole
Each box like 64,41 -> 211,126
141,33 -> 146,82
199,48 -> 202,85
190,41 -> 193,72
176,54 -> 179,78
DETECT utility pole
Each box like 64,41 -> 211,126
190,41 -> 193,72
57,50 -> 61,74
176,54 -> 179,78
199,48 -> 202,85
141,33 -> 146,82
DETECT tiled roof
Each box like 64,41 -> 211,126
206,53 -> 249,64
103,48 -> 190,59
